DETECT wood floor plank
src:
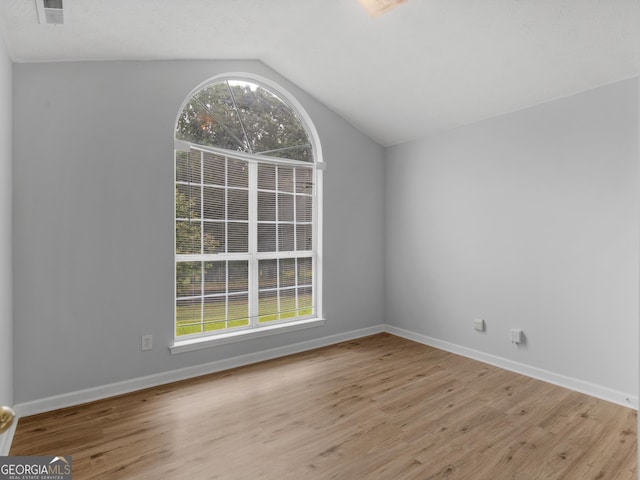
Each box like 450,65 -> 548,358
10,333 -> 637,479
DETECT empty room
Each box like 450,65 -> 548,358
0,0 -> 638,479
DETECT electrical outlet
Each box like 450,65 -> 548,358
474,318 -> 485,332
510,329 -> 523,344
141,334 -> 153,351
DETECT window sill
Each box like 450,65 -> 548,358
170,317 -> 326,354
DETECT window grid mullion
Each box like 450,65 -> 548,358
225,260 -> 229,330
277,257 -> 281,321
293,169 -> 299,316
275,166 -> 279,253
275,166 -> 280,321
294,258 -> 299,318
248,162 -> 258,327
224,156 -> 229,330
293,169 -> 297,252
224,155 -> 229,254
200,150 -> 205,334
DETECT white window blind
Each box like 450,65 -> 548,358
176,147 -> 316,336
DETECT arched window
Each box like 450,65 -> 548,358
174,76 -> 323,343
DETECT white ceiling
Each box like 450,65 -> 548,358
1,0 -> 638,146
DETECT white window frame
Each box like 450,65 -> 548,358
171,74 -> 324,354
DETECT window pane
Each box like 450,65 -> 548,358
259,259 -> 278,290
278,193 -> 294,222
228,294 -> 249,326
175,151 -> 188,182
258,164 -> 276,190
228,222 -> 248,253
228,261 -> 248,293
296,195 -> 312,222
203,186 -> 225,220
202,152 -> 225,186
195,85 -> 247,151
228,158 -> 248,188
258,224 -> 276,252
188,150 -> 202,183
278,167 -> 294,193
295,168 -> 313,193
176,184 -> 201,219
297,257 -> 313,285
296,224 -> 313,251
203,261 -> 226,295
230,83 -> 310,161
176,297 -> 202,336
258,290 -> 278,322
258,191 -> 276,221
298,287 -> 313,315
177,98 -> 244,151
176,150 -> 201,184
176,261 -> 201,297
203,296 -> 227,332
228,189 -> 248,221
176,221 -> 201,254
279,258 -> 296,288
278,224 -> 295,252
203,222 -> 224,254
280,288 -> 297,319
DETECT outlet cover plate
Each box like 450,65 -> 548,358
510,329 -> 523,344
141,334 -> 153,351
474,318 -> 485,332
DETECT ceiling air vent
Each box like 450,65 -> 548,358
36,0 -> 65,25
358,0 -> 407,18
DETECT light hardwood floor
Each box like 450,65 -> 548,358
10,333 -> 637,479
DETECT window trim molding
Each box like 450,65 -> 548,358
173,73 -> 324,343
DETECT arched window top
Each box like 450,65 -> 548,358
176,79 -> 314,163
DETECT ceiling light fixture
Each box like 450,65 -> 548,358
36,0 -> 65,25
358,0 -> 407,18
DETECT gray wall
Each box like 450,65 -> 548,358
0,36 -> 12,408
13,60 -> 385,403
385,78 -> 639,397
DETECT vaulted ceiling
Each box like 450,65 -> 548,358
1,0 -> 638,146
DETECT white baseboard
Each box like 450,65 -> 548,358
384,324 -> 638,410
14,324 -> 385,418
